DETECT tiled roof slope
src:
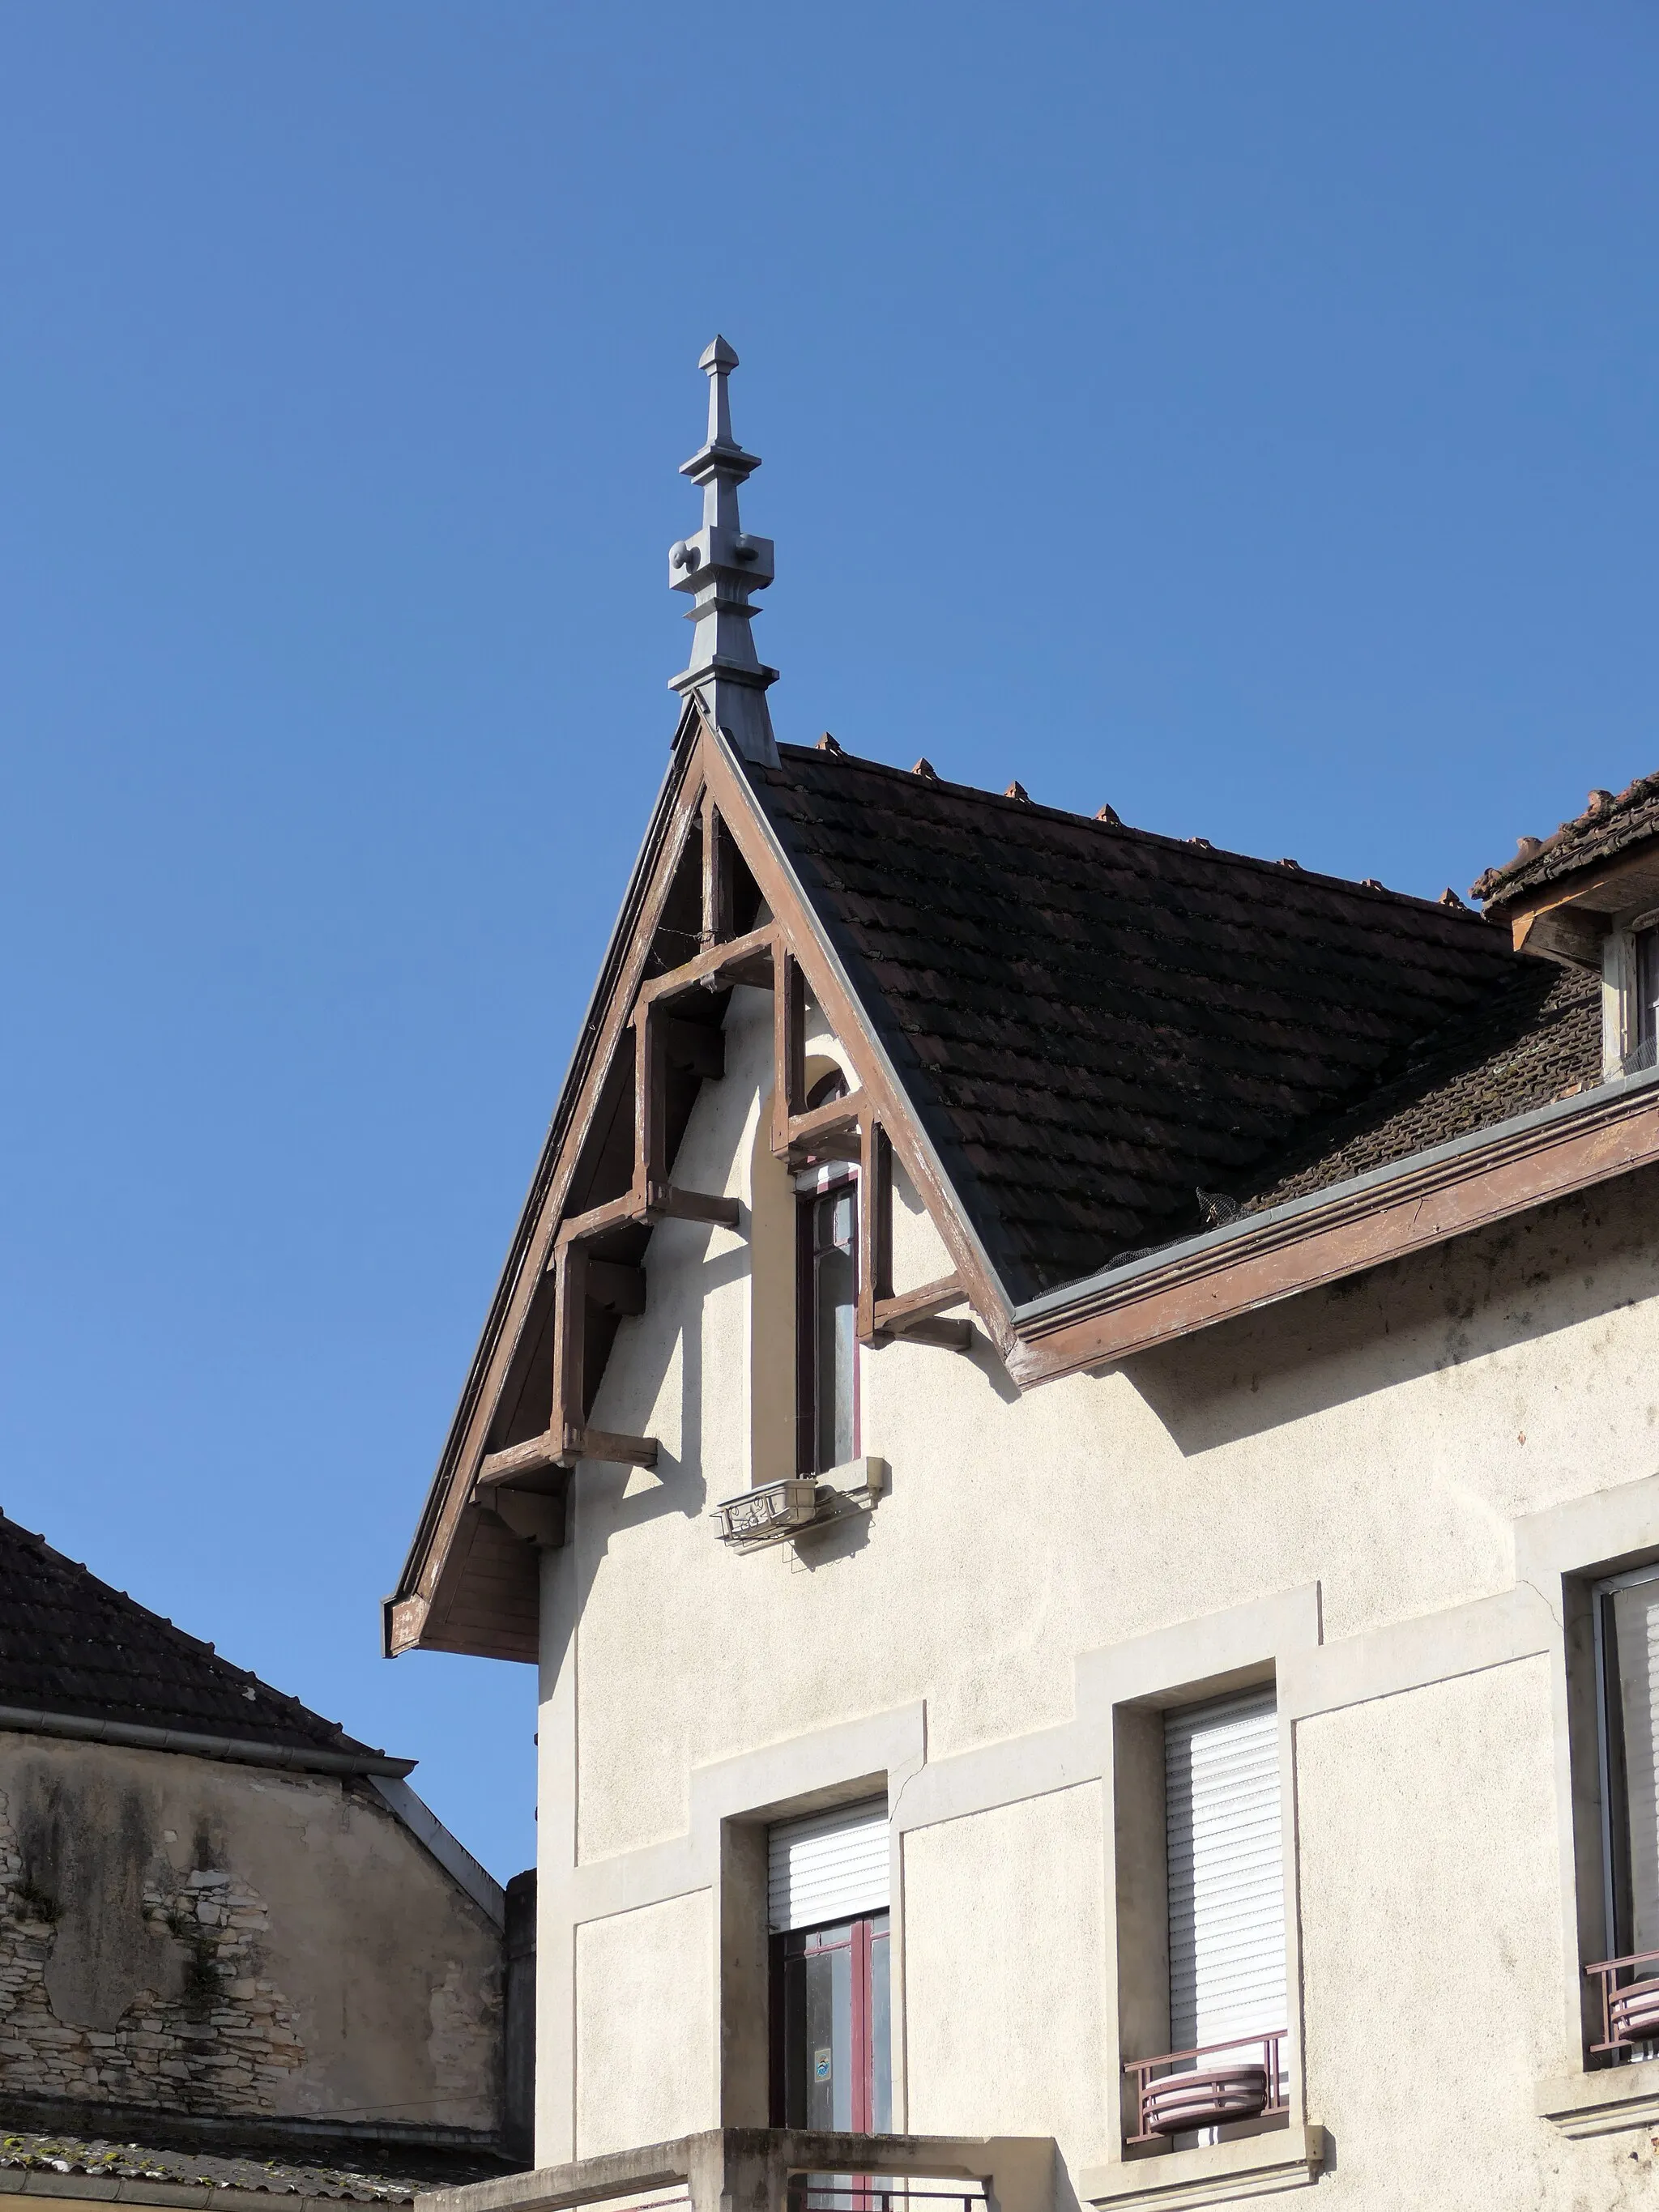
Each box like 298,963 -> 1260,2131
0,1512 -> 386,1765
0,2130 -> 516,2201
1471,771 -> 1659,908
751,746 -> 1551,1299
1237,960 -> 1601,1213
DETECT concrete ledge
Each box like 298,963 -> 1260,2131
415,2131 -> 1055,2212
1537,2056 -> 1659,2136
1078,2127 -> 1325,2210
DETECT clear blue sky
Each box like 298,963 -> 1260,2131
1,2 -> 1653,1880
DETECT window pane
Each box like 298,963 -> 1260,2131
785,1939 -> 853,2130
815,1225 -> 857,1473
1637,930 -> 1659,1065
1610,1581 -> 1659,1961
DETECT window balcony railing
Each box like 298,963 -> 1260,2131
1123,2031 -> 1287,2143
1585,1950 -> 1659,2056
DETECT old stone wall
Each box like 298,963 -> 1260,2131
0,1738 -> 501,2133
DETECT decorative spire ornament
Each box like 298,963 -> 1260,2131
667,337 -> 779,765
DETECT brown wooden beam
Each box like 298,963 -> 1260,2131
475,1432 -> 564,1488
555,1192 -> 646,1250
778,1088 -> 865,1166
558,1425 -> 659,1470
875,1275 -> 963,1332
638,923 -> 777,1004
642,1181 -> 742,1228
772,944 -> 806,1157
857,1119 -> 891,1344
550,1240 -> 586,1442
872,1274 -> 972,1349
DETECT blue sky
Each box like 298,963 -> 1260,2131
1,2 -> 1654,1879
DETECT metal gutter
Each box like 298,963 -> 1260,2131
1013,1055 -> 1659,1333
0,1706 -> 415,1779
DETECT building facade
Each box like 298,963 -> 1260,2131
393,342 -> 1659,2212
0,1512 -> 518,2180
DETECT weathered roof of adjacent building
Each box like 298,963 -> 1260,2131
0,1513 -> 400,1774
751,744 -> 1549,1298
0,2131 -> 514,2206
1470,771 -> 1659,909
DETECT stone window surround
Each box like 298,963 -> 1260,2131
534,1473 -> 1659,2179
1516,1469 -> 1659,2137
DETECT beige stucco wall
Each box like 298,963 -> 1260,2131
531,975 -> 1659,2201
574,1890 -> 713,2157
902,1784 -> 1110,2151
0,1736 -> 501,2132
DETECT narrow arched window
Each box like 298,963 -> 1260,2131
795,1072 -> 858,1475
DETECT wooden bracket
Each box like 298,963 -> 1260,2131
778,1088 -> 865,1166
640,924 -> 777,1004
857,1119 -> 892,1344
872,1274 -> 973,1353
633,1005 -> 669,1197
642,1183 -> 742,1228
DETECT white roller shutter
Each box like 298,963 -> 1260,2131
1606,1576 -> 1659,1954
1166,1690 -> 1285,2056
768,1799 -> 889,1933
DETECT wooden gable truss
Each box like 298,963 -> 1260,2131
386,711 -> 996,1663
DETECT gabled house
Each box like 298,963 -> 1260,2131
393,342 -> 1659,2212
0,1511 -> 526,2197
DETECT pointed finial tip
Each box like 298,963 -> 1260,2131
699,335 -> 739,373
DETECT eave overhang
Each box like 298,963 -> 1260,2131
1005,1057 -> 1659,1386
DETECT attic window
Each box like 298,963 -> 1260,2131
796,1070 -> 857,1476
1634,927 -> 1659,1075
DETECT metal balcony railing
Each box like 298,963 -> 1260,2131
1585,1950 -> 1659,2056
1123,2031 -> 1287,2143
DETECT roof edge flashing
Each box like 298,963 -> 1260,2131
1014,1056 -> 1659,1334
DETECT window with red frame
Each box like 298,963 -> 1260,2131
771,1913 -> 891,2132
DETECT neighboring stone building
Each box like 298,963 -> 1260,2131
390,343 -> 1659,2212
0,1511 -> 525,2200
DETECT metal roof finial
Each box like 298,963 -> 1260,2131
667,337 -> 779,766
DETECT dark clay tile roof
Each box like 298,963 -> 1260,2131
0,1511 -> 386,1766
0,2131 -> 514,2201
1237,959 -> 1601,1213
753,744 -> 1572,1300
1471,770 -> 1659,908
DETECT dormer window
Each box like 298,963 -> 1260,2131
1634,925 -> 1659,1073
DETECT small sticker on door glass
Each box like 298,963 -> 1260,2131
813,2048 -> 832,2082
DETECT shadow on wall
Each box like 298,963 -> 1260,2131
1118,1166 -> 1659,1458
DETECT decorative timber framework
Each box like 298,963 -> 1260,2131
387,708 -> 988,1662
